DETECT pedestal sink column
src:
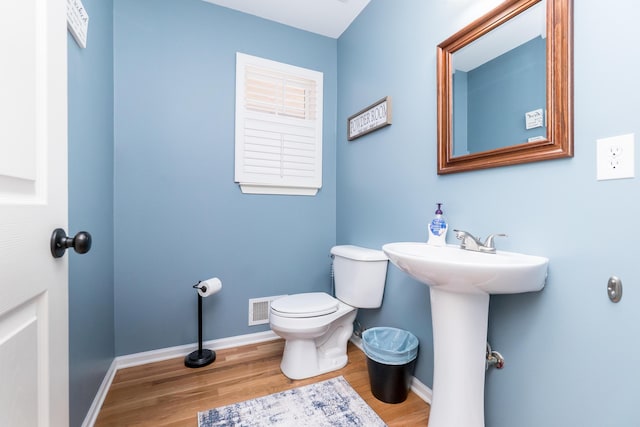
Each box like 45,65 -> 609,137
428,287 -> 490,427
382,242 -> 548,426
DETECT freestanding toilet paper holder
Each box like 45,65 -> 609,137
184,280 -> 219,368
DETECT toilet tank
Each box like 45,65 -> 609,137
330,245 -> 388,308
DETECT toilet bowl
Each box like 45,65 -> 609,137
270,292 -> 357,379
269,245 -> 388,380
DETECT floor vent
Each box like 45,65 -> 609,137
249,296 -> 286,326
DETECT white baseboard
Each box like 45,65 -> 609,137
115,330 -> 279,369
81,330 -> 280,427
81,359 -> 117,427
82,331 -> 431,426
409,376 -> 433,404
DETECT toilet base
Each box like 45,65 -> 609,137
276,309 -> 357,380
281,340 -> 349,380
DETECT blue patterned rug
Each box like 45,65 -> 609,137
198,376 -> 387,426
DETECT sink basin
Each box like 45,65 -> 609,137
382,242 -> 548,427
382,242 -> 548,294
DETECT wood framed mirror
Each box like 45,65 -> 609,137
437,0 -> 572,174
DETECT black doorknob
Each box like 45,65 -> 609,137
50,228 -> 92,258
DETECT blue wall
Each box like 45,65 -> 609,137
338,0 -> 640,426
68,1 -> 640,425
67,0 -> 115,425
112,0 -> 337,355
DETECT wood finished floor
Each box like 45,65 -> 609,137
95,339 -> 430,426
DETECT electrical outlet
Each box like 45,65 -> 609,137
596,133 -> 635,180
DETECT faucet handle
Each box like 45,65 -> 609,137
454,229 -> 483,251
454,229 -> 474,240
453,229 -> 464,238
483,233 -> 507,250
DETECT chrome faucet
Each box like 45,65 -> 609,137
454,229 -> 507,254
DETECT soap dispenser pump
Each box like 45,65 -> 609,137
427,203 -> 448,246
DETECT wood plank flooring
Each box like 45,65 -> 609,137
95,339 -> 430,426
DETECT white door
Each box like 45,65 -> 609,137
0,0 -> 69,426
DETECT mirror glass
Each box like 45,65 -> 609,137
452,1 -> 546,156
437,0 -> 572,174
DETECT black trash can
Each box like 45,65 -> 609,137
362,327 -> 419,404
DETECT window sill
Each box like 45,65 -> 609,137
239,184 -> 319,196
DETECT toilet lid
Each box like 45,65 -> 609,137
271,292 -> 339,318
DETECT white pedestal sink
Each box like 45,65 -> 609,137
382,242 -> 548,427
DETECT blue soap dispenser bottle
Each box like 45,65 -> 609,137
427,203 -> 448,246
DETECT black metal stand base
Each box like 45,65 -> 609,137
184,348 -> 216,368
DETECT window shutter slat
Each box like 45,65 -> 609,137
235,53 -> 323,195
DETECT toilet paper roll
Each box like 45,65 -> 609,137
197,277 -> 222,297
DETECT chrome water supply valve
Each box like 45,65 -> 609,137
486,342 -> 505,370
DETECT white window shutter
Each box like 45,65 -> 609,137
235,53 -> 323,195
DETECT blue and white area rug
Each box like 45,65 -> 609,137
198,376 -> 387,426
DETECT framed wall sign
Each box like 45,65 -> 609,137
347,96 -> 392,141
67,0 -> 90,48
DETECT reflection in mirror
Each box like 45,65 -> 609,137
452,1 -> 546,156
437,0 -> 572,174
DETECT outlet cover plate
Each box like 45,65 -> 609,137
597,133 -> 635,180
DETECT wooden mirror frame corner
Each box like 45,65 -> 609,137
436,0 -> 573,174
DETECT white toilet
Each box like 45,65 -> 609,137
269,245 -> 388,380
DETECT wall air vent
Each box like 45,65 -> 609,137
249,296 -> 286,326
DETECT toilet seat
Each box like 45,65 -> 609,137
271,292 -> 338,318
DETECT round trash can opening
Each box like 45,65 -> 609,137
362,327 -> 419,403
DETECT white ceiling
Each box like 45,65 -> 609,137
202,0 -> 371,38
